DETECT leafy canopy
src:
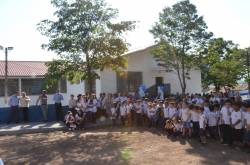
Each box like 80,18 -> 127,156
201,38 -> 243,89
150,0 -> 212,94
38,0 -> 135,87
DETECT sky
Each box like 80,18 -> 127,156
0,0 -> 250,61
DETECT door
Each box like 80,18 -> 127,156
155,77 -> 163,86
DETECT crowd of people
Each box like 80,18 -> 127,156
6,90 -> 250,151
64,92 -> 250,152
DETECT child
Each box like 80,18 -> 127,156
147,102 -> 157,128
231,102 -> 244,146
120,101 -> 128,126
243,102 -> 250,152
75,111 -> 85,130
111,102 -> 117,126
190,105 -> 200,138
135,100 -> 143,127
198,107 -> 207,144
179,101 -> 192,138
172,117 -> 182,137
65,111 -> 76,131
220,100 -> 233,145
207,104 -> 220,139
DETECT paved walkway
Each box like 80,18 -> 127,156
0,117 -> 114,136
0,122 -> 65,136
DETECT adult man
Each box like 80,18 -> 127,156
19,92 -> 31,122
36,90 -> 48,122
8,91 -> 20,123
53,90 -> 64,121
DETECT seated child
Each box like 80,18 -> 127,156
75,111 -> 85,130
65,111 -> 76,131
172,117 -> 182,137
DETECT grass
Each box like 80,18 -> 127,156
120,148 -> 133,163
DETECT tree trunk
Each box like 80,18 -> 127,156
85,52 -> 93,94
181,57 -> 186,95
215,84 -> 220,92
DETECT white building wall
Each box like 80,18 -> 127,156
98,46 -> 202,94
99,68 -> 117,94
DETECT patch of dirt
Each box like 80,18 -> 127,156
0,127 -> 249,165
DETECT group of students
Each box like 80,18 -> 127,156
64,92 -> 250,151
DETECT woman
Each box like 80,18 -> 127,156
19,92 -> 31,122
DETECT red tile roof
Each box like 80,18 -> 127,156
0,61 -> 47,77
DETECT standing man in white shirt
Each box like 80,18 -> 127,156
19,92 -> 31,123
53,90 -> 64,121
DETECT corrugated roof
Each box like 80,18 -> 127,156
0,61 -> 47,77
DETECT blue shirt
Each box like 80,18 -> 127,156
8,95 -> 19,107
53,93 -> 64,103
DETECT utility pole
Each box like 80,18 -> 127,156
0,46 -> 13,104
246,49 -> 250,95
4,48 -> 8,103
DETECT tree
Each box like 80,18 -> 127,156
240,47 -> 250,93
150,0 -> 212,95
38,0 -> 135,93
201,38 -> 243,91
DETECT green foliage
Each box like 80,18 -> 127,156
38,0 -> 135,92
201,38 -> 244,90
150,0 -> 212,94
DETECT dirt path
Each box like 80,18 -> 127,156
0,127 -> 249,165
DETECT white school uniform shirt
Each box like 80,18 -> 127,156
120,105 -> 127,116
147,107 -> 156,117
174,122 -> 182,131
199,113 -> 207,129
244,112 -> 250,125
142,102 -> 148,114
168,107 -> 178,119
135,103 -> 142,114
111,107 -> 117,117
163,107 -> 169,118
220,106 -> 232,125
204,106 -> 210,116
179,108 -> 191,122
231,110 -> 243,129
190,110 -> 200,122
207,111 -> 219,127
196,98 -> 204,105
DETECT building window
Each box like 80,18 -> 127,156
117,72 -> 142,93
0,79 -> 19,96
21,78 -> 67,95
21,79 -> 45,95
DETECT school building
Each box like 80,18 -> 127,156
0,46 -> 202,123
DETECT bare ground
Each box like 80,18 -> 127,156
0,127 -> 249,165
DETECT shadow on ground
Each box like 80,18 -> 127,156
0,131 -> 128,165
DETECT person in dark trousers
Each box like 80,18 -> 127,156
8,91 -> 20,123
220,100 -> 233,145
19,92 -> 30,122
36,90 -> 48,122
53,90 -> 64,121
